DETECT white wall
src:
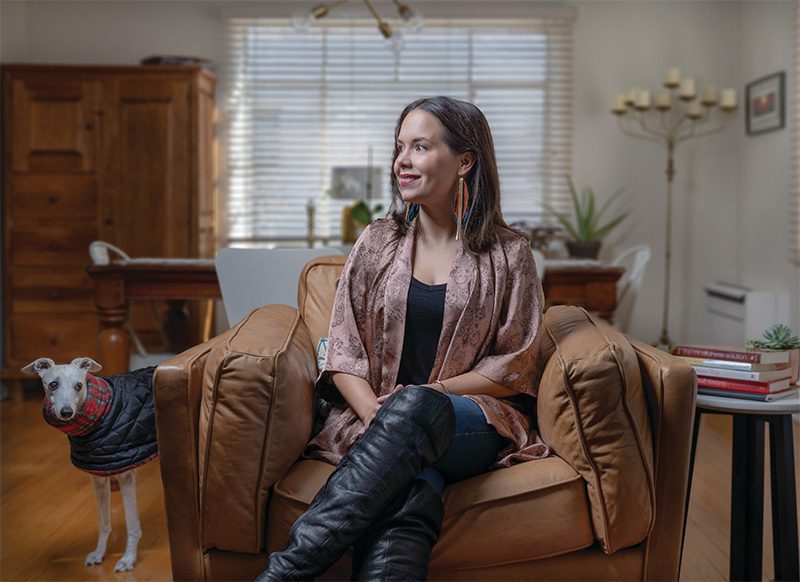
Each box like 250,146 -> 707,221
738,1 -> 798,337
1,0 -> 796,345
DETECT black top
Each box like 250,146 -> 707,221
395,277 -> 447,387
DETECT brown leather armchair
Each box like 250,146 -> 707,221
154,255 -> 697,581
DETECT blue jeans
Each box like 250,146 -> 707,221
416,393 -> 505,494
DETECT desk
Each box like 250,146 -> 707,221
85,260 -> 221,376
543,261 -> 624,322
685,392 -> 800,581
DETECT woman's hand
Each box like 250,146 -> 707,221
364,385 -> 402,428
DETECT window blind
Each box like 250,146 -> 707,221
226,17 -> 574,245
792,0 -> 800,266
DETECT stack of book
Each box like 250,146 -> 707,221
673,345 -> 798,401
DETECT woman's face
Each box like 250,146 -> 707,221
393,109 -> 467,208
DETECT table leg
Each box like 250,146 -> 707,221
93,273 -> 130,375
768,415 -> 799,581
730,414 -> 764,581
680,408 -> 703,573
98,305 -> 131,376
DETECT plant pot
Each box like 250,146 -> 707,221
566,241 -> 601,260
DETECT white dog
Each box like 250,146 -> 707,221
22,357 -> 158,572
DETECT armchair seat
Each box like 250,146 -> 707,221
268,456 -> 594,576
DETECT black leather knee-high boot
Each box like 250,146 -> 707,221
351,478 -> 444,581
257,386 -> 455,581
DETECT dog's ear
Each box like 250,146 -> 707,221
71,357 -> 102,373
21,358 -> 56,375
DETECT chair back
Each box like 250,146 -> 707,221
297,255 -> 348,343
215,247 -> 344,326
532,248 -> 546,281
611,244 -> 651,333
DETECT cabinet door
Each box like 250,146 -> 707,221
11,75 -> 100,173
103,78 -> 191,258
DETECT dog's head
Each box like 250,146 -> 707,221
21,357 -> 102,421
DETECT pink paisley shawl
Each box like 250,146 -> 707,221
305,218 -> 550,468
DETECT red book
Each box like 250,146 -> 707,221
696,375 -> 792,393
674,345 -> 789,364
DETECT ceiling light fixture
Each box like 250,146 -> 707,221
291,0 -> 424,52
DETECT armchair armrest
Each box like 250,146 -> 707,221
154,304 -> 318,579
630,339 -> 697,580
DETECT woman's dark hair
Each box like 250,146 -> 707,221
388,96 -> 509,253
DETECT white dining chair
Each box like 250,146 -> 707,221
611,244 -> 651,333
532,248 -> 546,282
215,247 -> 344,327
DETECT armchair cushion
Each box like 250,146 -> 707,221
536,306 -> 655,554
268,457 -> 594,569
197,305 -> 318,554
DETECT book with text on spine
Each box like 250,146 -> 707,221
677,356 -> 790,372
696,375 -> 792,393
673,345 -> 789,364
691,365 -> 791,382
699,387 -> 798,402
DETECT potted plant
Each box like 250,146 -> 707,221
546,176 -> 629,259
350,199 -> 384,228
747,323 -> 800,384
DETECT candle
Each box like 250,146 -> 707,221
679,78 -> 696,100
656,90 -> 672,110
636,89 -> 651,109
686,101 -> 703,119
625,87 -> 640,106
700,85 -> 717,106
665,67 -> 680,87
611,93 -> 627,114
720,88 -> 737,110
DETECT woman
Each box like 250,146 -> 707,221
258,96 -> 548,581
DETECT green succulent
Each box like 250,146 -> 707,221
350,200 -> 384,227
746,323 -> 800,350
545,176 -> 630,243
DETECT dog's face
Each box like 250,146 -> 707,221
21,357 -> 102,421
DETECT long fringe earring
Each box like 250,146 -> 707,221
405,202 -> 419,223
453,177 -> 470,240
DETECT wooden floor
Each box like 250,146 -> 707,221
1,398 -> 798,581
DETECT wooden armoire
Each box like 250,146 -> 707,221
1,64 -> 217,392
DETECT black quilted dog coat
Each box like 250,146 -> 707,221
43,366 -> 158,476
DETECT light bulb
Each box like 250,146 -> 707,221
385,29 -> 406,54
291,10 -> 314,32
398,7 -> 423,33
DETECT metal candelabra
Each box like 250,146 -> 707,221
611,68 -> 737,347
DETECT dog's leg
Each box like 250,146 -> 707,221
113,470 -> 142,572
85,475 -> 111,566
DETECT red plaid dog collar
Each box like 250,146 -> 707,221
42,374 -> 113,437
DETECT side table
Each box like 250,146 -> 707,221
684,391 -> 800,581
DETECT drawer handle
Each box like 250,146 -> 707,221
48,241 -> 61,251
48,195 -> 58,205
49,290 -> 63,300
49,336 -> 59,346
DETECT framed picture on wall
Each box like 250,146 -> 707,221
745,71 -> 785,135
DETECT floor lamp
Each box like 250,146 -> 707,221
611,67 -> 737,347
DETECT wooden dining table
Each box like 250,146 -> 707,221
85,256 -> 623,377
85,259 -> 221,376
541,259 -> 625,323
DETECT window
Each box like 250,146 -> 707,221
792,0 -> 800,266
226,17 -> 574,245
